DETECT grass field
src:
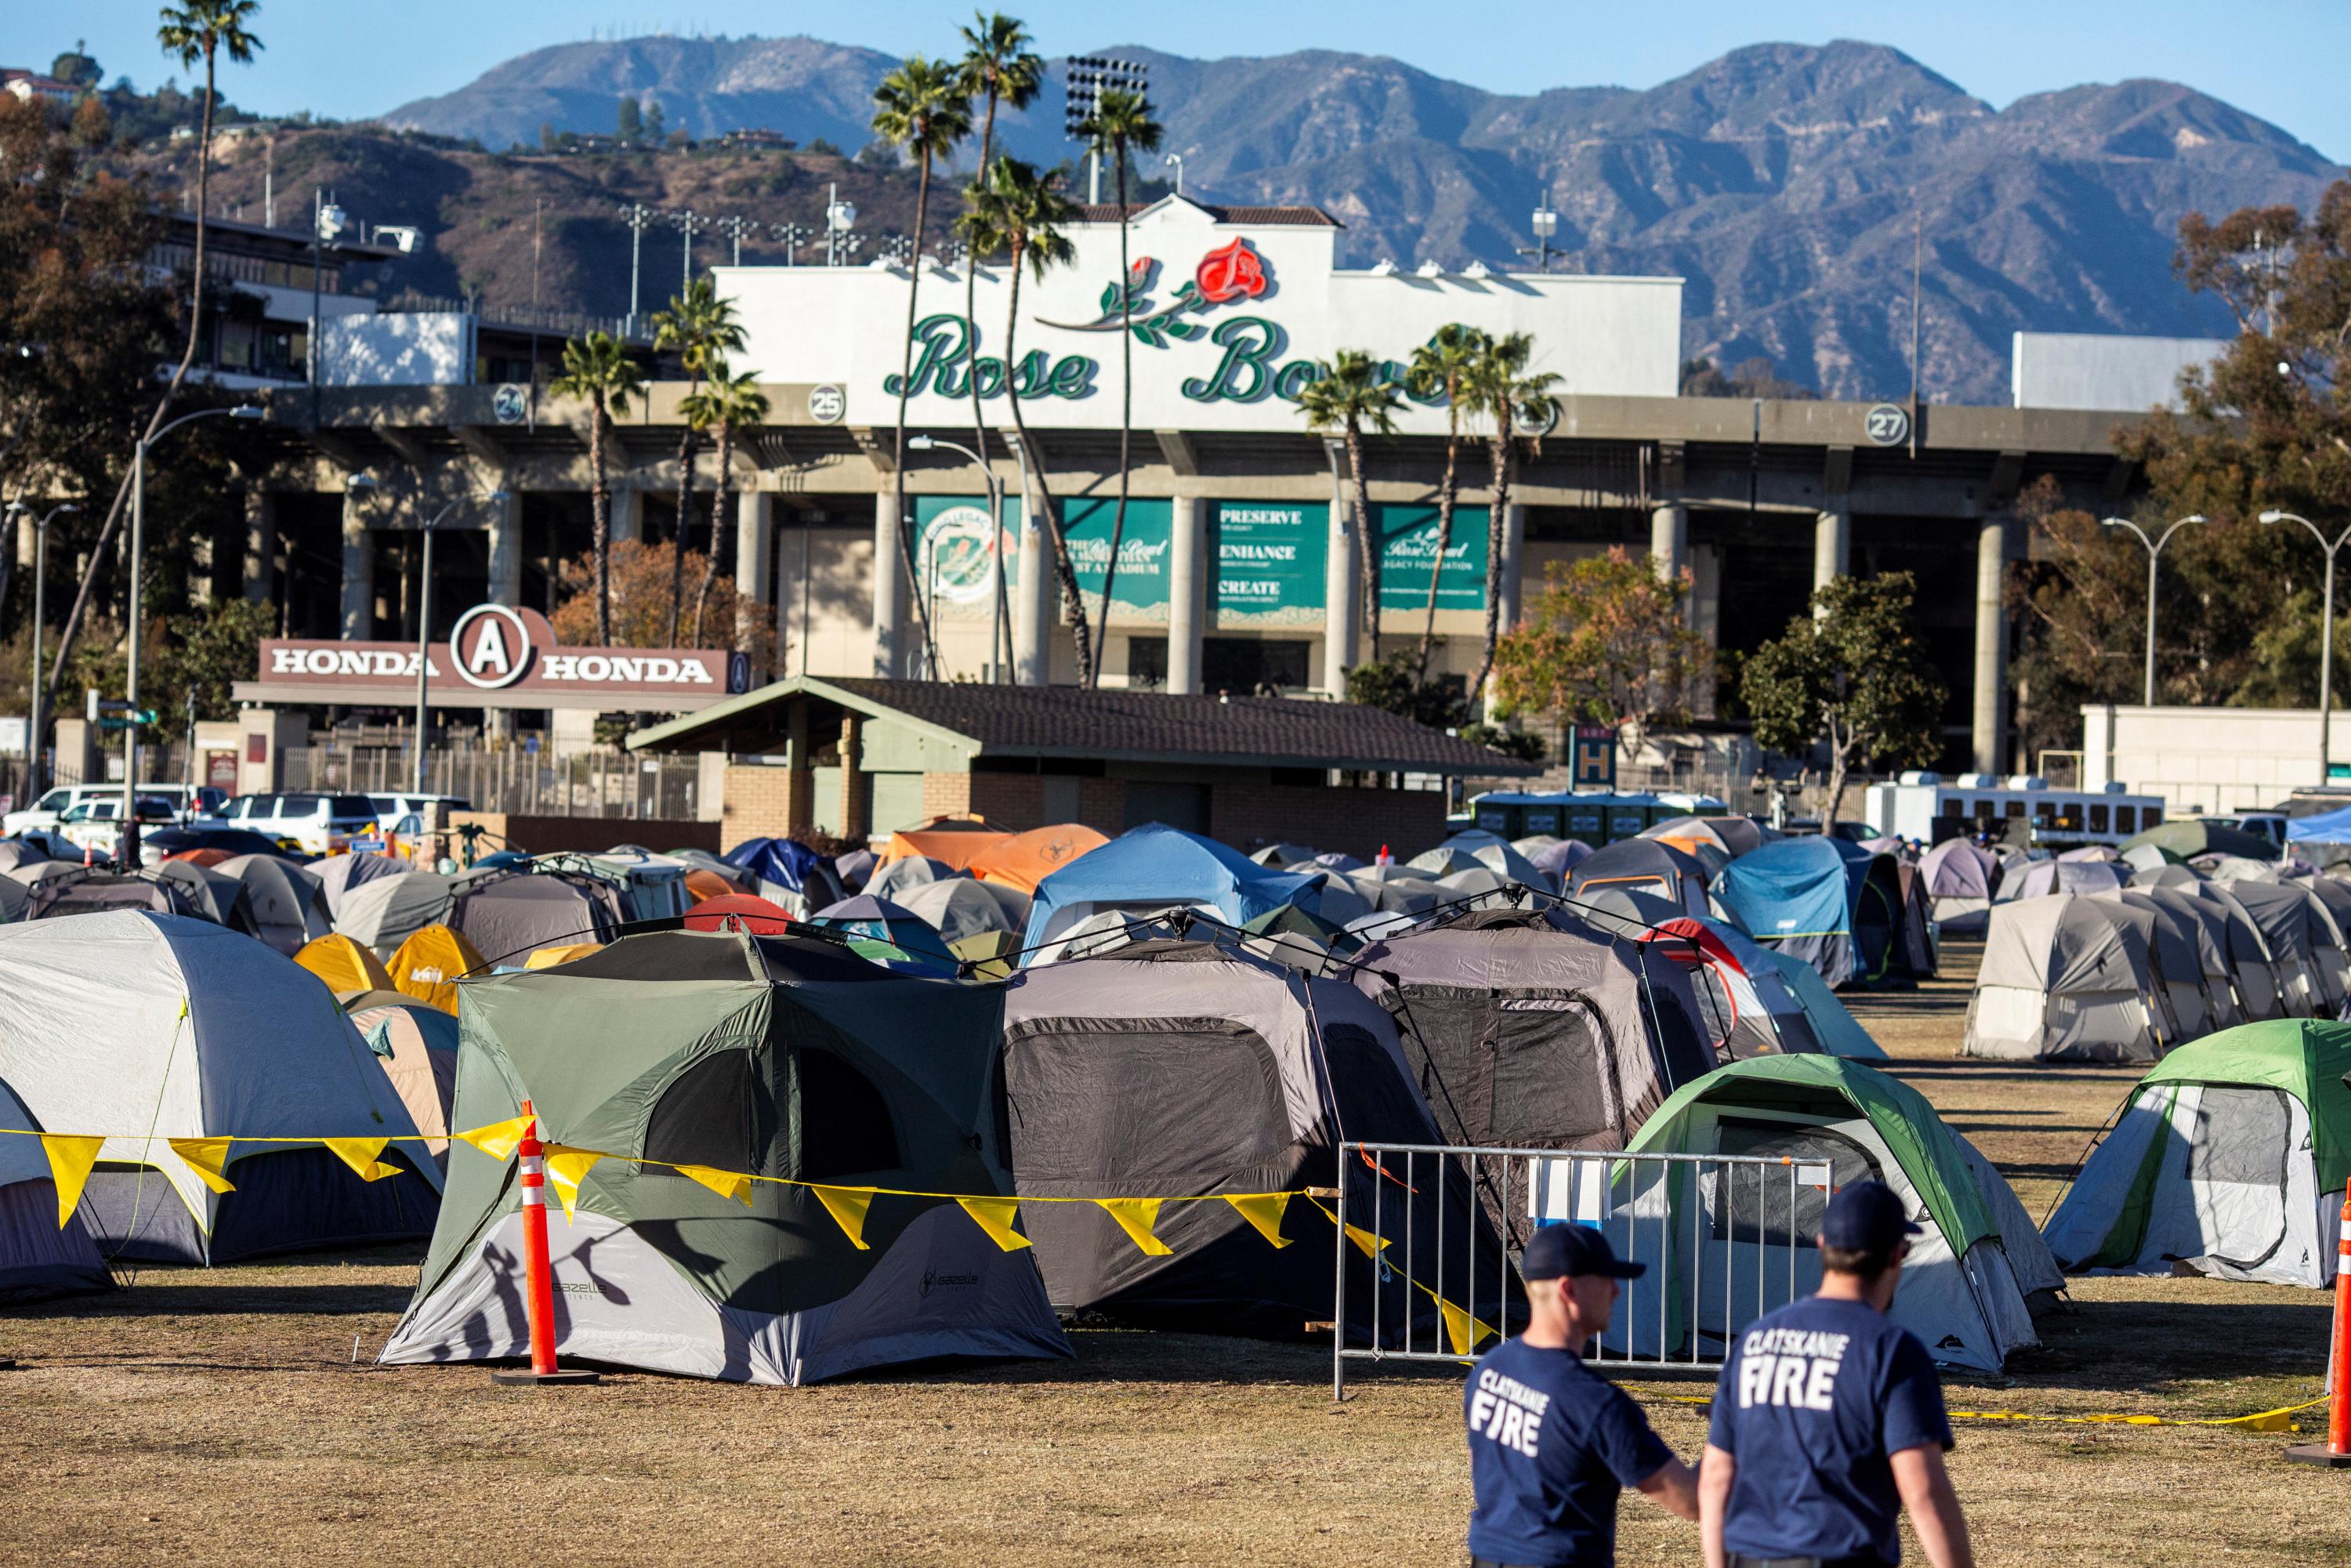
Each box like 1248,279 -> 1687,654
4,943 -> 2349,1566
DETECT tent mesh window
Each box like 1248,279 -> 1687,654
1491,998 -> 1615,1146
798,1048 -> 901,1180
2184,1086 -> 2295,1269
645,1049 -> 759,1175
1704,1117 -> 1882,1248
1002,1017 -> 1289,1186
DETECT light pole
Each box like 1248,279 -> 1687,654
824,186 -> 857,267
2101,514 -> 2206,708
770,220 -> 811,266
909,434 -> 1009,683
4,500 -> 73,793
617,203 -> 657,330
1164,152 -> 1183,196
2261,509 -> 2351,784
1517,208 -> 1559,273
411,487 -> 511,791
125,406 -> 265,861
671,208 -> 710,288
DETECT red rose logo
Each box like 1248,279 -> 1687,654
1195,237 -> 1268,304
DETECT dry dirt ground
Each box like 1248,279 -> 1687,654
4,943 -> 2350,1566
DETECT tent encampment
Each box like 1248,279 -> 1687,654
1023,825 -> 1315,965
445,866 -> 620,965
0,912 -> 441,1262
1587,1055 -> 2055,1371
1410,835 -> 1546,888
1569,838 -> 1712,916
0,1076 -> 111,1299
1963,894 -> 2163,1062
998,939 -> 1510,1340
378,928 -> 1072,1384
1921,840 -> 2000,935
2044,1020 -> 2351,1287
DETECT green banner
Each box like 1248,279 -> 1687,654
1212,501 -> 1326,626
1375,503 -> 1487,612
912,495 -> 1023,620
1063,497 -> 1172,622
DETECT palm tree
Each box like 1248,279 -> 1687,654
1297,350 -> 1404,670
550,331 -> 647,646
651,278 -> 745,644
965,157 -> 1090,681
679,364 -> 771,650
1405,322 -> 1488,675
871,57 -> 973,678
1076,86 -> 1163,686
1464,331 -> 1562,700
955,14 -> 1043,477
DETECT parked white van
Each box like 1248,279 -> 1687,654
2,784 -> 118,836
217,792 -> 381,855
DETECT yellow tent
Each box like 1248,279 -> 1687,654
295,932 -> 397,996
523,941 -> 606,971
387,923 -> 489,1014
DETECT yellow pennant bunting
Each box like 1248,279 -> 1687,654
812,1186 -> 875,1251
1223,1193 -> 1293,1249
543,1146 -> 603,1222
1343,1222 -> 1390,1260
676,1164 -> 753,1207
39,1135 -> 104,1230
957,1196 -> 1031,1251
1096,1197 -> 1174,1257
321,1137 -> 402,1182
451,1116 -> 534,1164
167,1137 -> 237,1194
1436,1296 -> 1500,1357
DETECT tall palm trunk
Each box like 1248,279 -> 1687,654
667,414 -> 697,646
1469,432 -> 1513,701
890,154 -> 939,678
1418,404 -> 1461,676
1005,239 -> 1089,682
966,92 -> 1000,534
1346,420 -> 1376,660
1089,143 -> 1133,688
692,418 -> 730,648
589,396 -> 613,645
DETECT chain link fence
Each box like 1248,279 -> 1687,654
278,746 -> 705,820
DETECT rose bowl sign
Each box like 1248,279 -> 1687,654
255,604 -> 748,708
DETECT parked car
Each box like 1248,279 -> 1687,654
136,784 -> 229,823
56,795 -> 179,856
216,791 -> 381,855
3,783 -> 121,836
364,793 -> 473,836
2214,812 -> 2291,849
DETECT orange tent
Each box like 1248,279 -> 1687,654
166,847 -> 234,867
683,868 -> 738,904
683,893 -> 796,935
880,818 -> 1009,871
969,824 -> 1110,893
295,932 -> 397,995
387,923 -> 490,1014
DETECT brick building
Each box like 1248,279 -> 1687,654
628,676 -> 1536,860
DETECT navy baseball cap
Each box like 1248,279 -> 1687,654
1820,1181 -> 1922,1252
1524,1222 -> 1646,1281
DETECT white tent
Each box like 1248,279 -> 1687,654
0,913 -> 443,1262
1963,894 -> 2163,1062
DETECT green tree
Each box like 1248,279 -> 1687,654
643,99 -> 666,146
1405,322 -> 1487,672
962,156 -> 1088,679
1463,331 -> 1560,699
615,96 -> 642,145
1491,548 -> 1712,761
871,56 -> 972,678
1297,349 -> 1403,664
650,277 -> 745,644
1741,572 -> 1947,829
549,331 -> 646,645
1075,85 -> 1162,687
955,13 -> 1043,505
678,364 -> 770,652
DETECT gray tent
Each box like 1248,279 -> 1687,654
446,867 -> 621,965
537,849 -> 693,922
863,855 -> 955,903
893,875 -> 1031,943
1997,858 -> 2128,902
1343,864 -> 1442,917
335,868 -> 455,958
2212,880 -> 2327,1019
1963,894 -> 2162,1062
313,851 -> 411,918
24,867 -> 209,924
152,860 -> 262,938
216,853 -> 332,955
0,875 -> 26,924
2114,886 -> 2240,1037
0,1076 -> 111,1299
999,939 -> 1512,1341
380,929 -> 1072,1385
0,841 -> 52,875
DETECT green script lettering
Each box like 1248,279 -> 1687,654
1183,317 -> 1283,403
884,315 -> 1095,400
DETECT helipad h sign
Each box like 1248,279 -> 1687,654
255,603 -> 748,704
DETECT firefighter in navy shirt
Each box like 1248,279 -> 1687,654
1465,1223 -> 1697,1567
1700,1182 -> 1976,1568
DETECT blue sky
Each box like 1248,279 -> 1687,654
12,1 -> 2351,162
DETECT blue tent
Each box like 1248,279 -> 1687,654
1021,824 -> 1317,963
2289,806 -> 2351,845
723,836 -> 846,915
1712,836 -> 1907,988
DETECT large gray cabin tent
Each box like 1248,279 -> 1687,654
2114,887 -> 2239,1037
2211,881 -> 2326,1018
380,929 -> 1071,1385
0,1076 -> 111,1299
1349,907 -> 1716,1167
998,940 -> 1512,1341
215,853 -> 332,955
0,913 -> 440,1262
24,867 -> 208,923
1963,894 -> 2163,1062
444,866 -> 621,965
334,868 -> 455,958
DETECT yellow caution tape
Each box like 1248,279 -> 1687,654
1641,1389 -> 2327,1433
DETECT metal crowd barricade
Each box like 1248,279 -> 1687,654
1332,1141 -> 1828,1400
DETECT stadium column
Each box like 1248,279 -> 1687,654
1498,502 -> 1527,632
736,491 -> 773,674
242,489 -> 274,603
1321,454 -> 1360,696
609,485 -> 643,544
1973,513 -> 2012,774
1813,506 -> 1849,617
840,712 -> 869,843
339,485 -> 372,639
1166,495 -> 1204,694
872,490 -> 906,678
1650,502 -> 1688,598
1012,480 -> 1051,686
486,489 -> 523,607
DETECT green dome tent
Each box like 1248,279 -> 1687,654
1551,1055 -> 2054,1371
2043,1019 -> 2351,1287
2121,818 -> 2280,864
